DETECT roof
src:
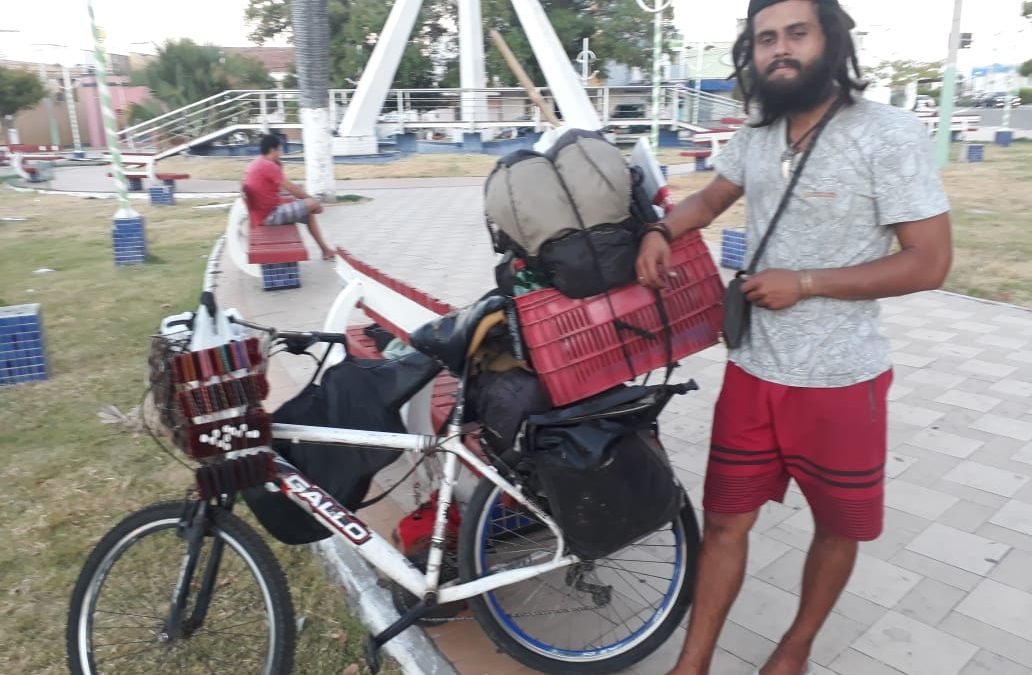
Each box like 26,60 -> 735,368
221,47 -> 294,74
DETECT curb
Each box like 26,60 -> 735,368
315,538 -> 459,675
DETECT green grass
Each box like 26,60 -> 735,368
0,191 -> 392,674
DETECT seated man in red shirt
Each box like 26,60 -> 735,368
243,134 -> 335,260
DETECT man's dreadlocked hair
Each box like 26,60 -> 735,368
731,0 -> 867,128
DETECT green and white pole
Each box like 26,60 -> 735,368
87,0 -> 146,264
637,0 -> 673,151
935,0 -> 963,168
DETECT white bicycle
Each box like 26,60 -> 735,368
66,285 -> 700,675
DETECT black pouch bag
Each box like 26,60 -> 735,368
722,272 -> 751,350
524,385 -> 682,560
536,223 -> 640,299
721,100 -> 842,350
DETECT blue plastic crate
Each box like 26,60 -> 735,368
0,304 -> 47,386
720,227 -> 748,270
148,186 -> 175,206
261,262 -> 301,290
966,144 -> 985,163
112,217 -> 148,265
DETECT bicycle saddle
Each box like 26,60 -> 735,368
409,294 -> 509,374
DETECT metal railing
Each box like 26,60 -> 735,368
117,85 -> 745,156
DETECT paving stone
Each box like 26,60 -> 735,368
717,620 -> 776,667
987,549 -> 1032,593
893,352 -> 939,368
943,461 -> 1031,498
829,648 -> 915,675
939,611 -> 1032,669
956,578 -> 1032,641
976,334 -> 1028,350
746,531 -> 795,575
929,343 -> 985,359
885,480 -> 959,520
890,403 -> 945,427
844,554 -> 923,608
885,451 -> 918,478
905,369 -> 967,389
894,576 -> 967,626
904,523 -> 1010,576
957,359 -> 1019,380
970,414 -> 1032,442
934,390 -> 1002,413
887,383 -> 914,401
908,428 -> 984,459
905,328 -> 959,343
957,649 -> 1032,675
852,611 -> 979,675
937,500 -> 999,533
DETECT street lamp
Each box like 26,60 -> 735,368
635,0 -> 673,150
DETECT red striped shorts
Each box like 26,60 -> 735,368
703,362 -> 893,541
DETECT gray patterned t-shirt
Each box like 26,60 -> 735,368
713,98 -> 950,387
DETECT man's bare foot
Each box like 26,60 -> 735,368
757,638 -> 811,675
321,249 -> 336,261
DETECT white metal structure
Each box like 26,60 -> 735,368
117,86 -> 744,159
335,0 -> 601,154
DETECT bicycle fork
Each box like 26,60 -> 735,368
162,500 -> 225,643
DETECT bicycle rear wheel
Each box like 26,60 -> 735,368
66,501 -> 295,675
458,470 -> 699,674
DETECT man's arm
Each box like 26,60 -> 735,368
281,177 -> 311,201
636,175 -> 744,287
741,212 -> 953,309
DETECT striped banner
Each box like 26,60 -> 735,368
87,0 -> 137,218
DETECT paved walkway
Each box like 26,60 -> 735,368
49,166 -> 1032,674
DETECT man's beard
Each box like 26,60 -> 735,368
750,54 -> 835,118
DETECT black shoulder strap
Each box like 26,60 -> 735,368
744,99 -> 843,274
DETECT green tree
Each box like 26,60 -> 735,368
1021,59 -> 1032,78
244,0 -> 672,89
0,66 -> 46,143
868,59 -> 946,87
132,39 -> 274,109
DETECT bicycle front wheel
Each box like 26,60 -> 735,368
66,501 -> 295,675
459,473 -> 700,674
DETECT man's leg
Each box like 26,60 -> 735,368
758,369 -> 893,675
757,524 -> 857,675
299,197 -> 334,259
671,364 -> 788,675
670,510 -> 758,675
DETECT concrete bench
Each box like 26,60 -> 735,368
241,187 -> 309,290
10,145 -> 61,183
103,151 -> 191,204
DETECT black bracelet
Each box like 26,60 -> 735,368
645,222 -> 673,244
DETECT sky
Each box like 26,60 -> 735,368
0,0 -> 1027,71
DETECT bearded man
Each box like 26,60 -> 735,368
635,1 -> 953,674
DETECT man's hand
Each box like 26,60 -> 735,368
636,231 -> 673,288
741,269 -> 804,310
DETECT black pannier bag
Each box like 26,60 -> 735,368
243,351 -> 441,545
524,385 -> 683,560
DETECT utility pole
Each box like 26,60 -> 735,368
935,0 -> 963,167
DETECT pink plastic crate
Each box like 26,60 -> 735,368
515,231 -> 724,406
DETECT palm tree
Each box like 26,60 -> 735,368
290,0 -> 336,201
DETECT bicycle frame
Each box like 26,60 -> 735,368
267,420 -> 578,606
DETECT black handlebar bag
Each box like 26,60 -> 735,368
524,385 -> 683,560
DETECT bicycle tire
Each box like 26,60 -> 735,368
66,500 -> 295,675
458,456 -> 699,674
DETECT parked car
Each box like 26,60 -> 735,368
976,92 -> 1022,108
912,95 -> 937,113
606,103 -> 650,135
